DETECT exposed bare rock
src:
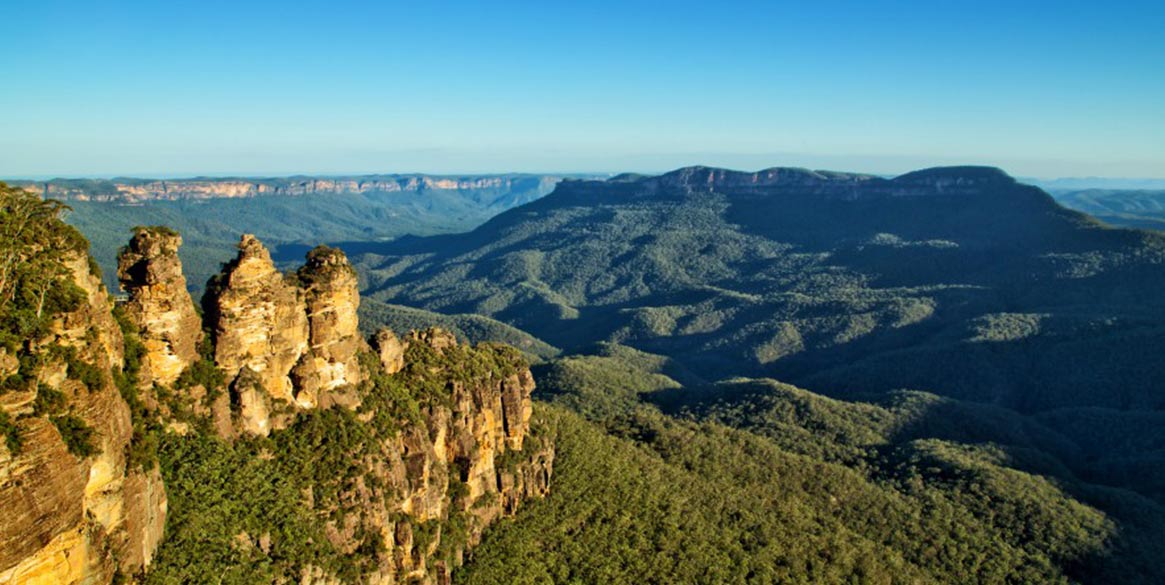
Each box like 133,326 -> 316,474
17,175 -> 561,203
0,252 -> 166,585
210,391 -> 235,440
499,369 -> 535,450
206,238 -> 376,434
372,328 -> 407,375
409,327 -> 459,353
120,467 -> 168,572
117,227 -> 203,388
0,418 -> 90,581
2,225 -> 554,585
315,336 -> 554,583
0,523 -> 109,585
205,235 -> 309,434
231,367 -> 275,436
290,246 -> 367,409
53,253 -> 125,370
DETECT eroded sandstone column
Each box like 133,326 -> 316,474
290,246 -> 367,409
205,235 -> 309,434
117,227 -> 203,388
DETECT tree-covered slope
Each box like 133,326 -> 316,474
357,166 -> 1165,412
357,298 -> 560,362
456,345 -> 1165,584
1052,189 -> 1165,231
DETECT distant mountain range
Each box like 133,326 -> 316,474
18,173 -> 600,295
9,174 -> 589,202
341,165 -> 1165,583
1030,177 -> 1165,191
354,165 -> 1165,412
12,172 -> 1162,300
1050,188 -> 1165,231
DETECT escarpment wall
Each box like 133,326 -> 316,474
17,175 -> 563,203
3,226 -> 554,584
1,251 -> 167,585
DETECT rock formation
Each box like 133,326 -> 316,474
204,236 -> 375,434
1,218 -> 554,584
290,245 -> 366,410
17,175 -> 563,203
372,328 -> 407,375
0,251 -> 166,585
204,235 -> 310,434
116,227 -> 203,388
311,331 -> 552,583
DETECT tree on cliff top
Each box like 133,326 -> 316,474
0,182 -> 87,352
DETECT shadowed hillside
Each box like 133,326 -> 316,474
356,166 -> 1165,412
1053,189 -> 1165,231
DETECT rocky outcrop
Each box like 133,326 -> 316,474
311,331 -> 552,583
116,227 -> 203,388
2,221 -> 553,585
290,246 -> 367,410
372,328 -> 406,375
0,251 -> 166,585
204,235 -> 309,434
205,237 -> 377,435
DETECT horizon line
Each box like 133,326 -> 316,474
6,166 -> 1165,184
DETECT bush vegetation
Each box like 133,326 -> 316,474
458,345 -> 1165,584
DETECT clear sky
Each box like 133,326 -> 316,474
1,0 -> 1162,178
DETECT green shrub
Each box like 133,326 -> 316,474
51,414 -> 98,457
32,384 -> 66,416
0,410 -> 20,454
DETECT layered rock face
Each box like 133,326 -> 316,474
313,331 -> 552,583
195,237 -> 552,582
0,252 -> 166,585
2,223 -> 554,584
290,246 -> 367,410
116,228 -> 202,388
205,236 -> 374,434
18,175 -> 561,203
204,235 -> 310,434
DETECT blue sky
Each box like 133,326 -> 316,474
1,0 -> 1162,178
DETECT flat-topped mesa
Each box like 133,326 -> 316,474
591,165 -> 1026,203
290,245 -> 368,409
205,234 -> 310,435
891,165 -> 1015,187
17,174 -> 559,203
116,226 -> 203,388
651,165 -> 876,191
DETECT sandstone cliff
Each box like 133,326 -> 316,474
116,227 -> 202,389
203,236 -> 373,435
0,244 -> 167,585
290,245 -> 367,410
1,208 -> 553,584
293,331 -> 553,583
203,235 -> 310,435
17,175 -> 563,203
